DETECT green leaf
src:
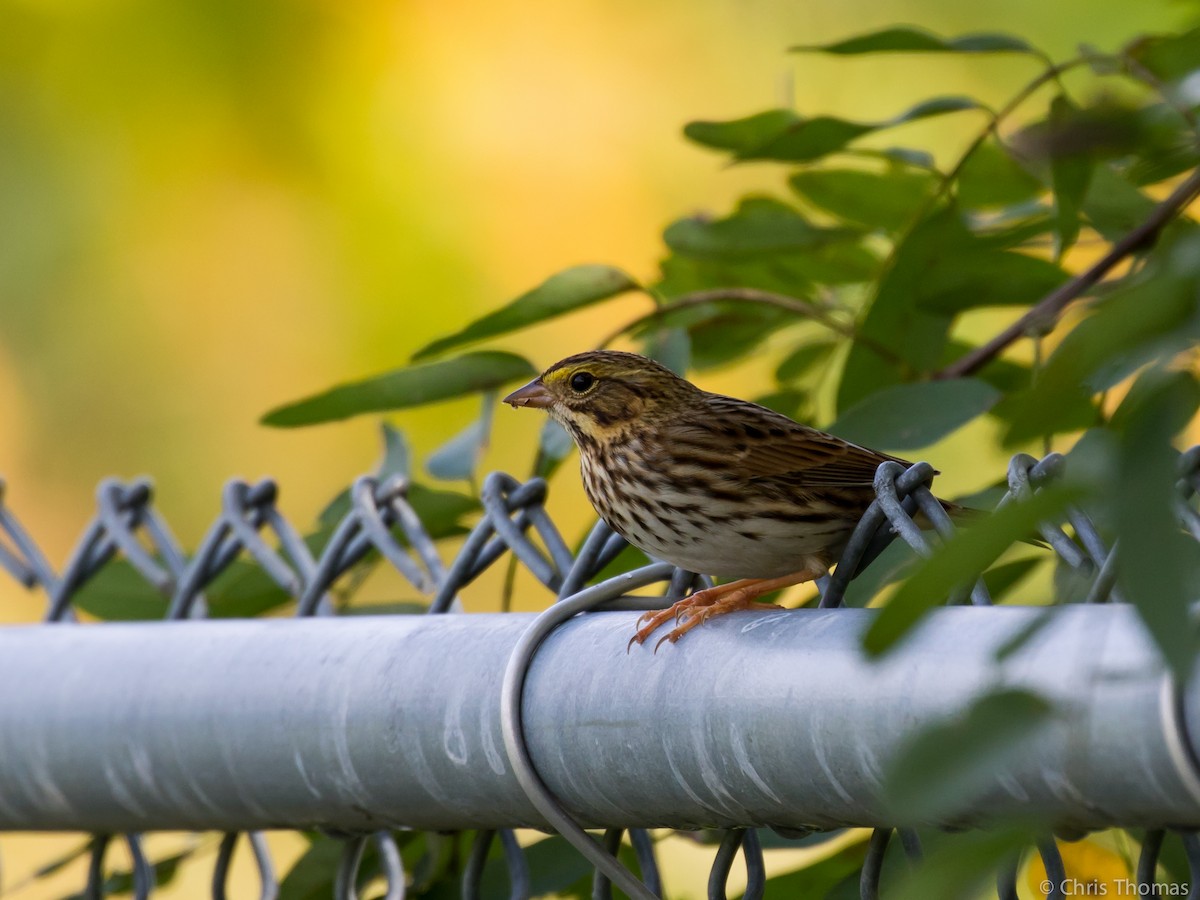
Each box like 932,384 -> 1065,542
61,846 -> 194,900
683,303 -> 793,370
991,383 -> 1099,445
404,831 -> 460,896
794,26 -> 1034,56
71,562 -> 168,620
789,167 -> 939,231
684,109 -> 869,162
761,839 -> 869,896
957,140 -> 1044,209
657,240 -> 879,295
1011,100 -> 1148,170
1153,831 -> 1199,892
914,248 -> 1068,315
33,840 -> 93,880
405,483 -> 479,538
837,208 -> 963,411
843,539 -> 921,607
426,393 -> 495,482
1126,25 -> 1200,82
1048,96 -> 1095,258
839,201 -> 1066,412
884,689 -> 1054,821
980,556 -> 1043,604
1112,369 -> 1200,679
663,197 -> 859,258
1081,164 -> 1158,240
776,340 -> 838,383
480,836 -> 593,898
534,418 -> 575,479
684,97 -> 981,163
280,835 -> 343,900
1126,131 -> 1200,188
586,541 -> 651,585
863,483 -> 1080,656
641,326 -> 691,375
378,422 -> 413,480
890,826 -> 1037,900
204,559 -> 294,618
412,264 -> 640,360
681,108 -> 798,153
828,378 -> 1001,450
261,351 -> 536,428
426,420 -> 488,481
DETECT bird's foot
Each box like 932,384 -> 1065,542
626,576 -> 800,653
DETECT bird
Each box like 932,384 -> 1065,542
503,349 -> 929,650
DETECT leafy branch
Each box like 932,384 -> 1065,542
938,165 -> 1200,379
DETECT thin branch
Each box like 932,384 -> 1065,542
900,57 -> 1092,241
936,165 -> 1200,379
596,287 -> 902,364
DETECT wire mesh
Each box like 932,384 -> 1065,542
1,445 -> 1199,898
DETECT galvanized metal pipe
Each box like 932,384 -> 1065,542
0,605 -> 1197,833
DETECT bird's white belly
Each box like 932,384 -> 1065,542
616,489 -> 838,580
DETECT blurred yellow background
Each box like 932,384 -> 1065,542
0,0 -> 1188,896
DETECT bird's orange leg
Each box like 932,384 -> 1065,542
627,569 -> 822,652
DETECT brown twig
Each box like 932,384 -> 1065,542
936,165 -> 1200,379
597,287 -> 902,364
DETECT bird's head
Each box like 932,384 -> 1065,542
503,350 -> 696,441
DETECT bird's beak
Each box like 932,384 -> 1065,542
503,378 -> 553,409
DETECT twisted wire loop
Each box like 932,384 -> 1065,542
39,478 -> 182,622
462,829 -> 530,900
298,474 -> 445,617
84,834 -> 154,900
1037,838 -> 1068,900
860,828 -> 892,900
590,828 -> 664,900
997,858 -> 1020,900
212,833 -> 278,900
819,461 -> 945,609
858,825 -> 928,900
334,832 -> 406,900
707,829 -> 765,900
430,473 -> 577,613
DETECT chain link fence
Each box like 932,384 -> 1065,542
2,446 -> 1200,899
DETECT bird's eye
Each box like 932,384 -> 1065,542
569,371 -> 595,393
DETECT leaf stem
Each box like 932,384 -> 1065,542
597,287 -> 902,364
936,165 -> 1200,379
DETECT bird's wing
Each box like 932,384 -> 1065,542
745,431 -> 907,486
675,394 -> 915,488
